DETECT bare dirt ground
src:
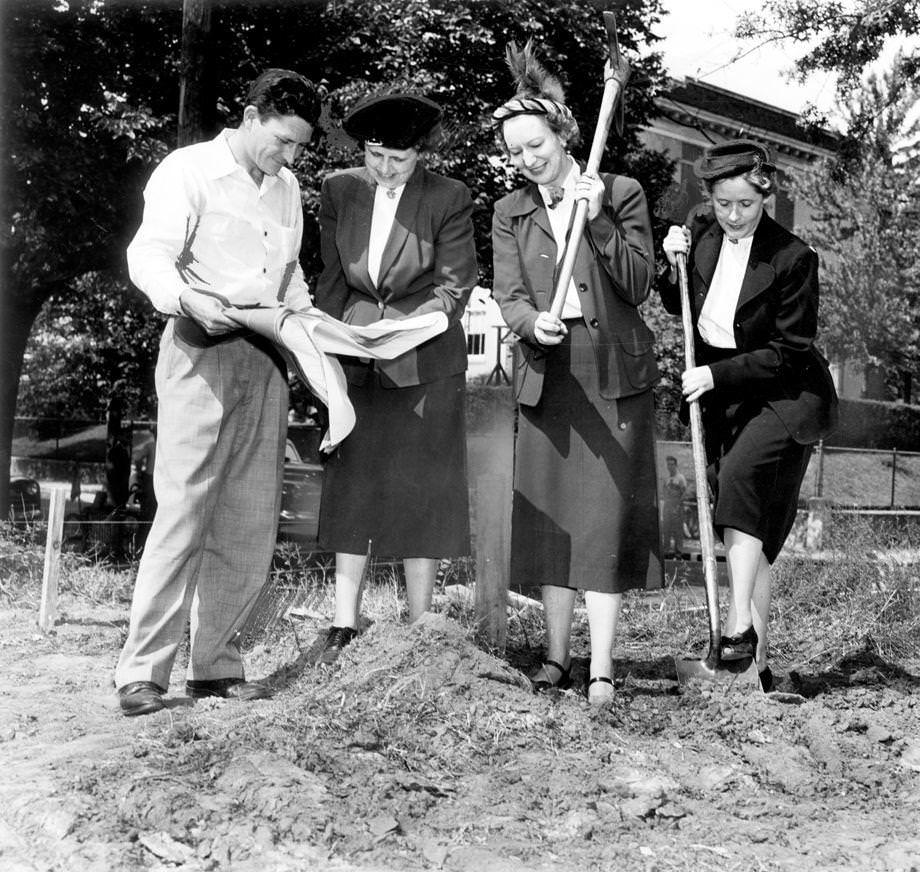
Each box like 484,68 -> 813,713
1,551 -> 919,872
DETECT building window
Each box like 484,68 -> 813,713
467,332 -> 486,356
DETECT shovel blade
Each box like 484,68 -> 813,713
674,655 -> 761,690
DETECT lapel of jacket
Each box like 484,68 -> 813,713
506,184 -> 555,244
376,165 -> 424,291
347,169 -> 379,299
736,213 -> 778,310
506,184 -> 559,304
692,220 -> 721,289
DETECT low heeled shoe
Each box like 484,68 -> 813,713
118,681 -> 166,717
719,625 -> 758,661
529,659 -> 573,693
186,677 -> 272,701
587,675 -> 615,705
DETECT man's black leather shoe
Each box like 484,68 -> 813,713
118,681 -> 166,717
185,677 -> 272,701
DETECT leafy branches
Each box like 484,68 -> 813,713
792,57 -> 920,379
736,0 -> 919,146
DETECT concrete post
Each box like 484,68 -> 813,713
805,496 -> 830,553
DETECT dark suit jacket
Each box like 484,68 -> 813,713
491,173 -> 659,406
661,212 -> 838,445
315,164 -> 478,387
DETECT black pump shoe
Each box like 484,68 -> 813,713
720,625 -> 758,661
318,625 -> 358,665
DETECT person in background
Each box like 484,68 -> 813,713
660,455 -> 687,557
130,424 -> 157,533
313,93 -> 478,663
114,69 -> 322,716
662,140 -> 837,692
491,44 -> 661,704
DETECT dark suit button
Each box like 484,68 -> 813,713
589,318 -> 599,328
578,283 -> 588,292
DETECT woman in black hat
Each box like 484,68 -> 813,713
491,44 -> 662,704
662,140 -> 838,691
313,93 -> 478,662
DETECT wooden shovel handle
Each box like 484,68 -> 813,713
548,13 -> 629,320
676,252 -> 722,664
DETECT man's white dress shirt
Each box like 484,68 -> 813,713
127,130 -> 311,316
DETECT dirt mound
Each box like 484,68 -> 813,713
2,594 -> 920,871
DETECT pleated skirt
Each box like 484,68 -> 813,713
511,321 -> 662,594
318,371 -> 470,558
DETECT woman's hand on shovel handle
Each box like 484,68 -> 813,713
663,225 -> 691,268
682,365 -> 714,403
534,311 -> 568,346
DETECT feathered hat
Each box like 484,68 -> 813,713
491,40 -> 577,134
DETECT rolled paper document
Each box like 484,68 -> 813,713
226,306 -> 449,451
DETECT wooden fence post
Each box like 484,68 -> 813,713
890,448 -> 898,508
38,487 -> 67,632
466,385 -> 514,652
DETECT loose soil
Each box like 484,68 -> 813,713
1,574 -> 919,871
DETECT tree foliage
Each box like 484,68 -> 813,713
790,57 -> 920,392
735,0 -> 920,148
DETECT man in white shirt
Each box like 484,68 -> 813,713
115,69 -> 322,716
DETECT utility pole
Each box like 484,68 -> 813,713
178,0 -> 216,147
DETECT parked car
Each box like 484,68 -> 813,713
279,439 -> 323,542
9,478 -> 42,526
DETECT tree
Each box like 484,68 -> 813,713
789,57 -> 920,397
1,0 -> 180,513
17,274 -> 163,422
3,0 -> 673,512
735,0 -> 920,149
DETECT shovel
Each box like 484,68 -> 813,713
672,251 -> 760,690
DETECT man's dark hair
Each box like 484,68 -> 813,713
666,455 -> 677,464
246,68 -> 322,125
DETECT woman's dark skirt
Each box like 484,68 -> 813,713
318,370 -> 470,558
511,321 -> 662,595
708,402 -> 812,564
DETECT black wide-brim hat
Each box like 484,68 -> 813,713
342,93 -> 442,150
693,139 -> 775,180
